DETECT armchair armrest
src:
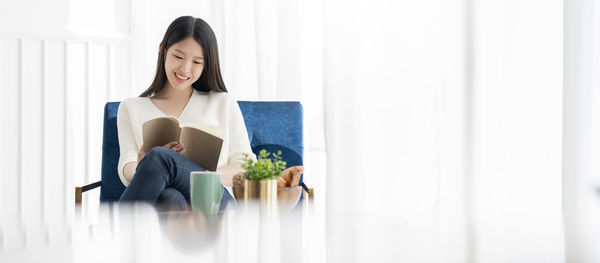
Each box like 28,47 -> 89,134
75,181 -> 102,205
301,182 -> 314,201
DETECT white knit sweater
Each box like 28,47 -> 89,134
116,90 -> 255,186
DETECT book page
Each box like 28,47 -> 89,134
142,116 -> 182,152
180,125 -> 224,171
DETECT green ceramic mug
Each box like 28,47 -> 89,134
190,171 -> 223,215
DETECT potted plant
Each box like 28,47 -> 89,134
240,149 -> 286,211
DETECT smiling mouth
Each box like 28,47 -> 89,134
175,72 -> 190,80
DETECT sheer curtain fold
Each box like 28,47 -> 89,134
564,0 -> 600,262
323,1 -> 459,262
252,0 -> 278,99
323,0 -> 563,262
220,0 -> 302,101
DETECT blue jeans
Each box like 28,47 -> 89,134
119,147 -> 234,212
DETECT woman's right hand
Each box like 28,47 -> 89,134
137,144 -> 147,164
137,141 -> 186,163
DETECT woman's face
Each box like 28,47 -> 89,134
164,37 -> 205,92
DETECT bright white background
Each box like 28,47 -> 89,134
0,0 -> 598,262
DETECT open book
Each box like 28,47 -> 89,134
142,116 -> 224,171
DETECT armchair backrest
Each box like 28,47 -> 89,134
99,101 -> 304,202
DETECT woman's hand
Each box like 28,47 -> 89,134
137,144 -> 147,164
137,141 -> 186,163
163,141 -> 186,154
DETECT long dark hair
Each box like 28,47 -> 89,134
140,16 -> 227,97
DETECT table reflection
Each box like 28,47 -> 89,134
3,199 -> 456,263
160,211 -> 223,254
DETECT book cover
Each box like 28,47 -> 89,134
142,116 -> 224,171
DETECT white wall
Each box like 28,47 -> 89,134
0,0 -> 70,35
0,0 -> 130,250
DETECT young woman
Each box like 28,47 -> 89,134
117,16 -> 255,211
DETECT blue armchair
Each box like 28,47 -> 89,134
75,101 -> 312,204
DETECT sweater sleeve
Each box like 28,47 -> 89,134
116,99 -> 139,186
227,96 -> 256,164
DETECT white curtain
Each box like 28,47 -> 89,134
466,0 -> 563,261
322,0 -> 563,262
564,0 -> 600,262
323,0 -> 465,261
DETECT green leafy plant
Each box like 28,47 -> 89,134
242,149 -> 287,180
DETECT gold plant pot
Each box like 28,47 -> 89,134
259,179 -> 278,214
242,178 -> 278,213
243,179 -> 260,200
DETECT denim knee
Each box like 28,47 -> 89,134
138,147 -> 176,167
144,146 -> 176,161
135,147 -> 177,180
